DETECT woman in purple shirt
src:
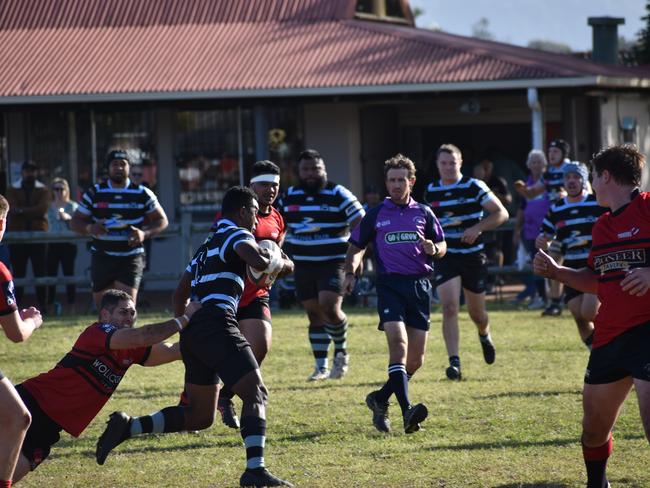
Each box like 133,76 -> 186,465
513,149 -> 550,307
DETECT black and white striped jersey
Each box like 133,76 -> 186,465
77,179 -> 160,257
543,161 -> 572,202
186,218 -> 255,314
540,193 -> 606,268
423,176 -> 495,255
279,181 -> 364,263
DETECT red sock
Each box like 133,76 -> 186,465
583,436 -> 613,488
0,480 -> 12,488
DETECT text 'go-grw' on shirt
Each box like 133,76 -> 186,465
186,218 -> 255,314
349,197 -> 444,277
280,181 -> 365,263
423,176 -> 495,255
77,179 -> 160,257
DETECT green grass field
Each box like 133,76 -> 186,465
2,305 -> 649,487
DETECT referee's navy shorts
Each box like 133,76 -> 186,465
376,274 -> 431,331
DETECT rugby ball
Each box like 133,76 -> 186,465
247,239 -> 282,288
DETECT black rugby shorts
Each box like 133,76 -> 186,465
294,261 -> 345,302
91,252 -> 145,292
584,321 -> 650,384
180,305 -> 258,387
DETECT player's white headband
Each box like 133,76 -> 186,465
250,174 -> 280,184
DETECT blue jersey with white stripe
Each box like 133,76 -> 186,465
186,218 -> 255,314
77,179 -> 159,257
423,176 -> 494,255
540,193 -> 606,268
279,181 -> 364,263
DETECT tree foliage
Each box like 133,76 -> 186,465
633,0 -> 650,64
527,39 -> 572,54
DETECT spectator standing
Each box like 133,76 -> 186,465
46,178 -> 78,314
6,161 -> 49,312
512,150 -> 550,307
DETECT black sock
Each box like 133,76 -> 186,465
220,386 -> 234,402
241,416 -> 266,470
449,356 -> 461,368
583,437 -> 612,488
324,318 -> 348,356
552,297 -> 562,306
130,406 -> 186,436
308,325 -> 331,370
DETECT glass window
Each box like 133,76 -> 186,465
25,109 -> 69,186
175,108 -> 255,215
265,106 -> 304,190
93,110 -> 157,189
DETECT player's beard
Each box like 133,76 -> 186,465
110,173 -> 126,185
300,175 -> 326,193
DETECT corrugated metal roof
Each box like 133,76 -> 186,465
0,0 -> 354,29
1,1 -> 648,101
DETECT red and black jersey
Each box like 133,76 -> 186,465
21,322 -> 151,437
0,262 -> 17,316
588,191 -> 650,348
240,206 -> 285,308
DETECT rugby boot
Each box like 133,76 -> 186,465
96,411 -> 131,465
240,467 -> 293,487
365,390 -> 390,433
329,352 -> 349,379
307,367 -> 329,381
217,398 -> 240,429
542,303 -> 562,316
403,403 -> 428,434
479,334 -> 496,364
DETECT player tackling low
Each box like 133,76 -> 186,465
343,154 -> 446,433
534,144 -> 650,488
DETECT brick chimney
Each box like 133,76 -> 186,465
588,17 -> 625,64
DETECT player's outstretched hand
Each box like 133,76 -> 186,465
620,268 -> 650,297
460,225 -> 482,245
184,301 -> 202,320
533,249 -> 559,279
20,307 -> 43,329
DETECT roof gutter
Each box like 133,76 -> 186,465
1,76 -> 648,105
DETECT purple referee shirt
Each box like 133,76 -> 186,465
349,197 -> 444,276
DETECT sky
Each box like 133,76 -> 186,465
409,0 -> 647,51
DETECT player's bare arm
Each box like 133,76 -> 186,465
172,271 -> 192,317
0,307 -> 43,343
533,249 -> 598,294
128,206 -> 169,247
461,198 -> 509,245
70,209 -> 107,236
235,239 -> 273,271
109,301 -> 201,350
143,342 -> 181,367
342,243 -> 366,295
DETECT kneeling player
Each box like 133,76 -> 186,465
343,155 -> 446,433
10,289 -> 198,483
